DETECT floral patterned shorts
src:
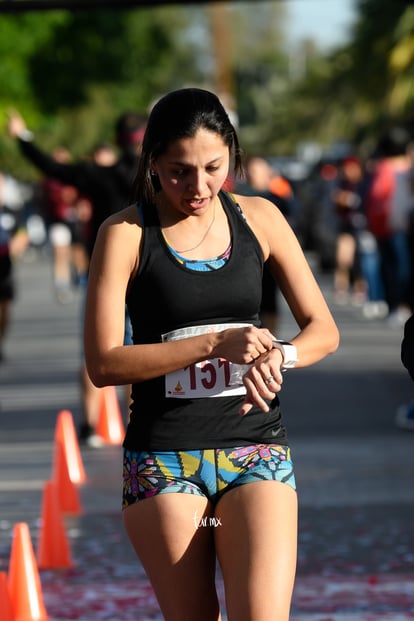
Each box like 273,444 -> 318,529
122,444 -> 295,509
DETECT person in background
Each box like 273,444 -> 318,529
269,166 -> 296,227
406,141 -> 414,312
84,88 -> 339,621
394,140 -> 414,429
41,146 -> 91,303
92,142 -> 117,167
90,139 -> 133,415
331,156 -> 369,306
0,173 -> 30,361
365,127 -> 413,328
236,156 -> 294,336
396,313 -> 414,429
7,109 -> 146,446
7,110 -> 146,256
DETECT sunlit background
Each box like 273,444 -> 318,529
0,0 -> 413,176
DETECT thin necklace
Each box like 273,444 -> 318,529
164,199 -> 217,254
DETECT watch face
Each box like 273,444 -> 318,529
281,344 -> 298,369
272,340 -> 298,369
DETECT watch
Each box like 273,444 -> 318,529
272,340 -> 298,370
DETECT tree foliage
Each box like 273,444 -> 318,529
253,0 -> 414,158
0,6 -> 202,176
1,0 -> 413,179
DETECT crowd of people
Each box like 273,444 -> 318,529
2,112 -> 414,425
298,127 -> 414,330
3,121 -> 414,326
2,127 -> 414,314
3,109 -> 146,446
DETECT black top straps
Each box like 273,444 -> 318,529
124,190 -> 286,451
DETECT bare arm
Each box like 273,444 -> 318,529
238,194 -> 340,361
7,110 -> 91,189
235,194 -> 340,414
84,196 -> 339,416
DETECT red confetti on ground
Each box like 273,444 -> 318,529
40,571 -> 414,620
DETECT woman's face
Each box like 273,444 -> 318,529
151,128 -> 230,216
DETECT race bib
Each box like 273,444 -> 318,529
162,323 -> 252,398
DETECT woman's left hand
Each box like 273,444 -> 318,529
239,348 -> 284,416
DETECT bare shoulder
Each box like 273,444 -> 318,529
231,192 -> 292,244
97,204 -> 141,242
92,203 -> 142,270
101,203 -> 141,229
231,192 -> 286,227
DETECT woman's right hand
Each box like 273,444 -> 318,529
212,326 -> 274,365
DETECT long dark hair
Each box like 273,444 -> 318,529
133,88 -> 243,204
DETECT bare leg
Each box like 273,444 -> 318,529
334,233 -> 356,299
53,243 -> 72,287
0,300 -> 10,341
49,223 -> 73,302
123,493 -> 222,621
215,481 -> 298,621
71,242 -> 89,284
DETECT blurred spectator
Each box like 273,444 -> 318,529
395,313 -> 414,430
7,109 -> 146,445
331,155 -> 388,318
41,147 -> 91,303
7,110 -> 146,256
269,166 -> 296,228
358,227 -> 388,320
235,156 -> 294,335
407,142 -> 414,312
365,127 -> 413,328
92,142 -> 117,167
298,160 -> 339,271
331,156 -> 368,305
0,173 -> 30,361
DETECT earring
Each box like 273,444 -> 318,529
150,169 -> 157,177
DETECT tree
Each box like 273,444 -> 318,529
387,5 -> 414,117
319,0 -> 414,145
0,6 -> 203,176
260,0 -> 414,158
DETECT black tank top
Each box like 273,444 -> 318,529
124,191 -> 287,450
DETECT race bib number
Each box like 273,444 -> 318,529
162,323 -> 252,398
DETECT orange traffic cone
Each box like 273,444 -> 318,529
52,439 -> 82,515
8,523 -> 48,621
0,571 -> 13,621
37,481 -> 73,570
96,385 -> 125,445
54,409 -> 86,484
